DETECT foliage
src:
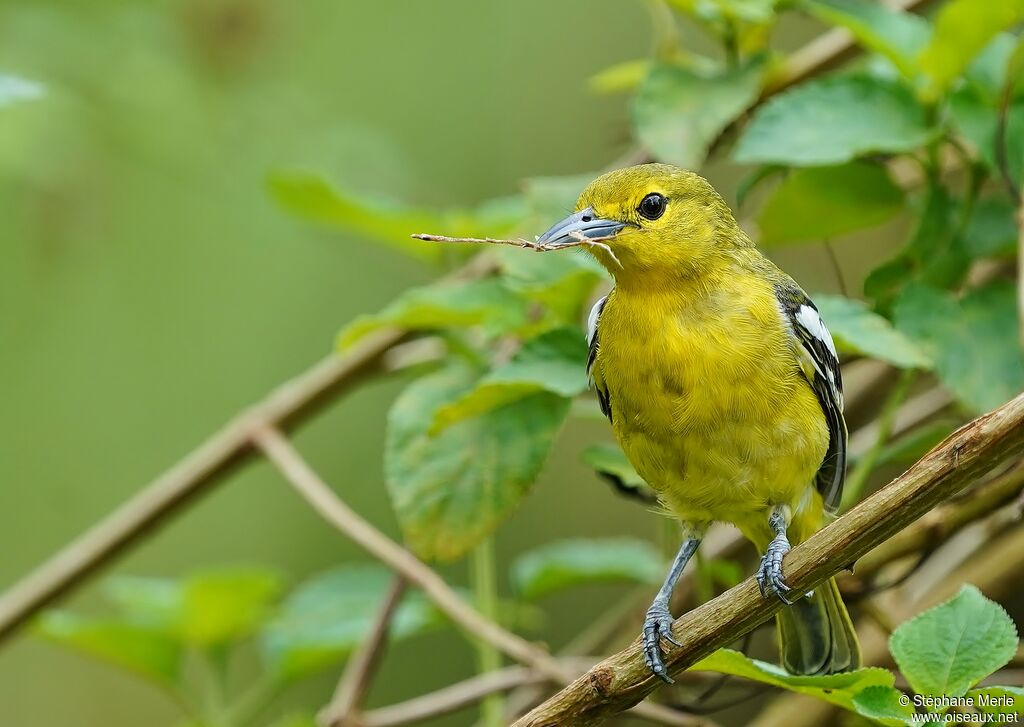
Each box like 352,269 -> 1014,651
30,0 -> 1024,723
691,586 -> 1020,725
38,565 -> 443,726
385,363 -> 570,562
511,538 -> 666,599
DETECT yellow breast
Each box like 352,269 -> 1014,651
592,272 -> 829,528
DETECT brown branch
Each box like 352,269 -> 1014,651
321,576 -> 407,727
0,0 -> 941,649
765,0 -> 937,95
251,425 -> 567,678
360,666 -> 547,727
0,255 -> 498,645
514,392 -> 1024,727
252,425 -> 711,727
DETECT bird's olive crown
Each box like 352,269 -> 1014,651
575,163 -> 734,227
574,163 -> 748,277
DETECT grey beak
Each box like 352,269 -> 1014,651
536,207 -> 626,247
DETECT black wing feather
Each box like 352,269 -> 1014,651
776,284 -> 848,513
587,296 -> 613,424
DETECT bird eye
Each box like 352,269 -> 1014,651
637,193 -> 666,221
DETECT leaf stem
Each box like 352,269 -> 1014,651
842,369 -> 916,510
471,537 -> 505,727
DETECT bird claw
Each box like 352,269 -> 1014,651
642,601 -> 679,684
756,534 -> 795,605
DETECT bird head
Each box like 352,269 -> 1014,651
536,163 -> 748,287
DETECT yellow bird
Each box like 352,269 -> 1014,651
536,163 -> 860,681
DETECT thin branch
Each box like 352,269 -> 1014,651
761,0 -> 936,95
360,666 -> 546,727
514,392 -> 1024,727
251,425 -> 568,678
0,1 -> 942,646
321,576 -> 407,727
412,232 -> 623,269
252,425 -> 710,727
0,255 -> 498,645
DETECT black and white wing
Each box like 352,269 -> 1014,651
586,295 -> 613,423
776,284 -> 848,513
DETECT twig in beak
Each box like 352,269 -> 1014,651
566,230 -> 622,270
410,232 -> 622,269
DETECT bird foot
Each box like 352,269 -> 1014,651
642,600 -> 680,684
756,534 -> 795,605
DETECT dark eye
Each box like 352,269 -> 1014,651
638,193 -> 666,221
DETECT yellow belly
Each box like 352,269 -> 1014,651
594,277 -> 829,545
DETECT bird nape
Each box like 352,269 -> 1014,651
536,163 -> 860,682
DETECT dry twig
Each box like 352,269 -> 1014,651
252,424 -> 705,727
321,576 -> 408,727
412,231 -> 623,268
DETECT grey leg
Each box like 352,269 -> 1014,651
756,505 -> 794,605
643,535 -> 701,684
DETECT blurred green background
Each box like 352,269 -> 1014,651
0,1 -> 654,724
0,1 -> 888,725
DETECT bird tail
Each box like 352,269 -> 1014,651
776,576 -> 860,675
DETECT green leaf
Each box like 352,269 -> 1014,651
804,0 -> 930,79
917,0 -> 1024,102
180,568 -> 282,647
269,172 -> 524,262
851,685 -> 916,726
968,686 -> 1024,716
499,247 -> 606,324
893,281 -> 1024,412
337,278 -> 530,349
581,443 -> 646,490
813,295 -> 930,369
588,59 -> 651,95
633,58 -> 764,168
37,612 -> 182,685
963,196 -> 1019,259
511,538 -> 665,599
734,73 -> 934,166
386,365 -> 570,561
106,567 -> 283,648
757,163 -> 905,245
431,328 -> 588,433
0,74 -> 45,108
692,648 -> 895,713
261,564 -> 438,681
889,585 -> 1018,699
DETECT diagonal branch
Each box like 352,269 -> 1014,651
514,392 -> 1024,727
321,575 -> 407,727
0,255 -> 498,645
251,425 -> 709,727
0,1 -> 939,648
